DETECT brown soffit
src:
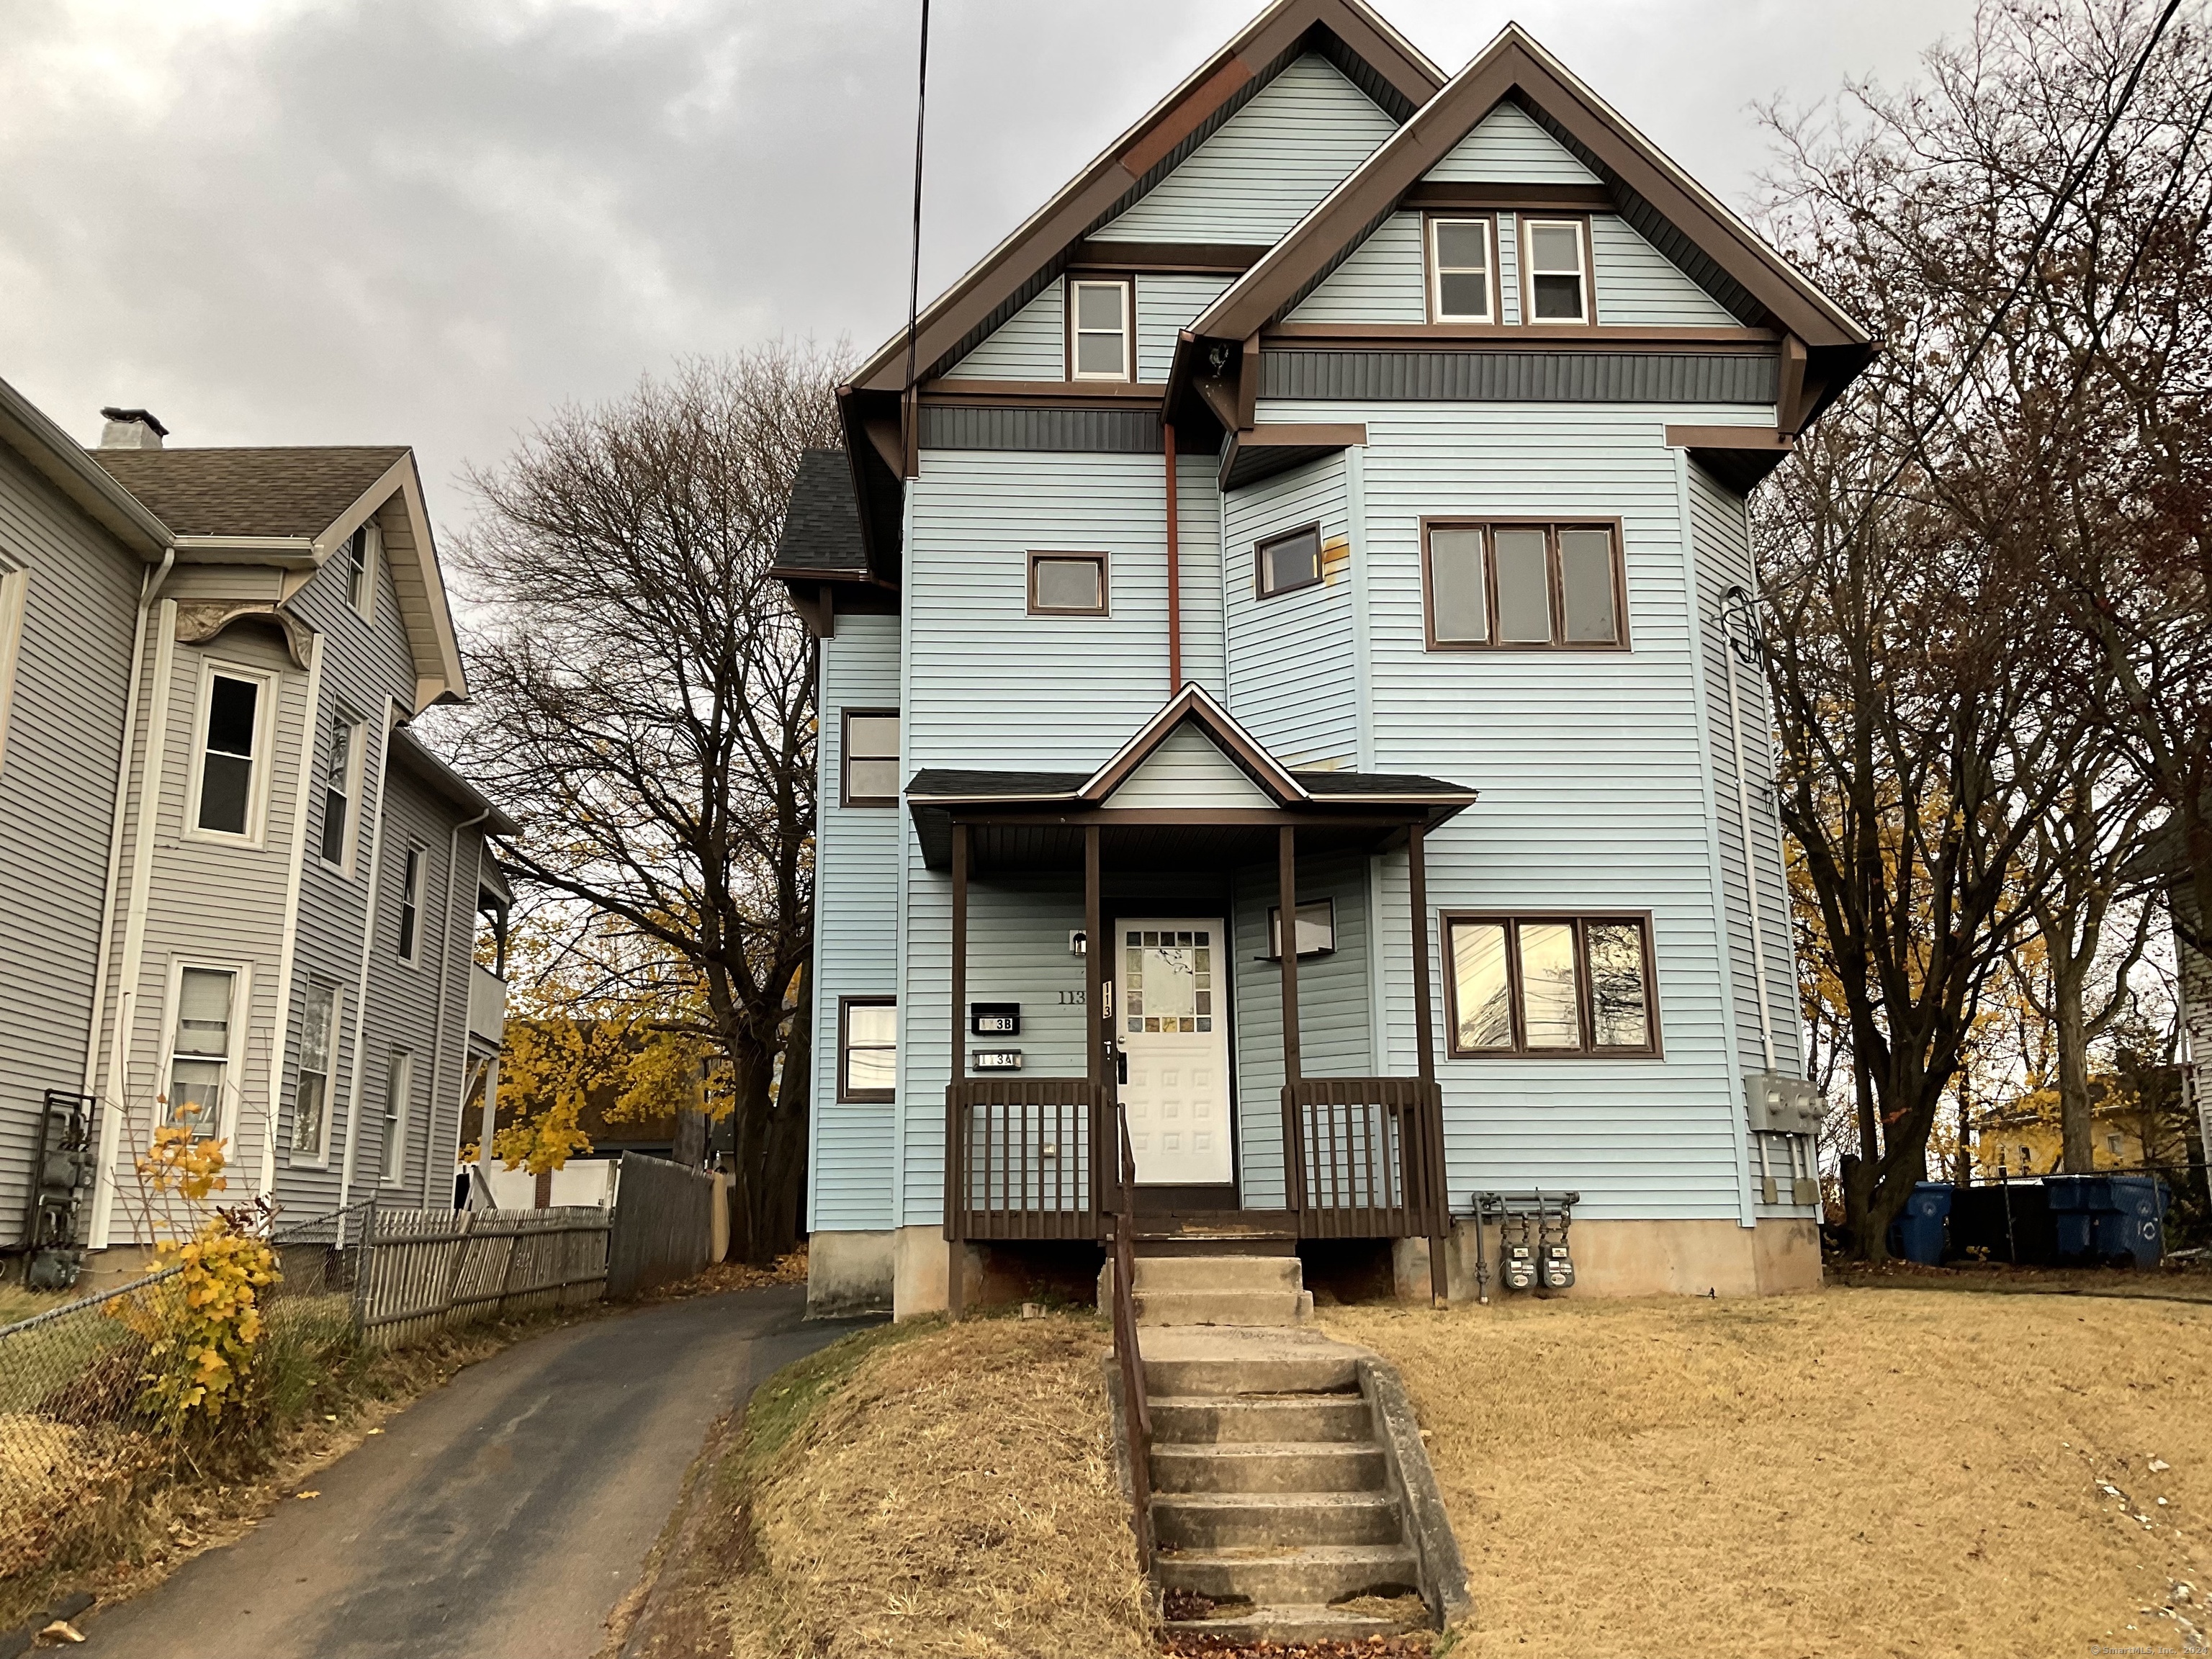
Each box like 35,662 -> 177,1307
920,379 -> 1166,407
1663,425 -> 1793,451
1186,24 -> 1869,358
846,0 -> 1445,397
1067,240 -> 1275,272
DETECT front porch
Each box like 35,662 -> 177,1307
915,690 -> 1477,1308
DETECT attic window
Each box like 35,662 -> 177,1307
345,523 -> 378,619
1069,280 -> 1133,380
1522,219 -> 1590,323
1427,217 -> 1496,322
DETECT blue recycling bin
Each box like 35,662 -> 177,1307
2095,1176 -> 2170,1269
1887,1182 -> 1953,1264
2046,1174 -> 2101,1260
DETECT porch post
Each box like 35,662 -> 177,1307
1409,822 -> 1449,1304
1085,825 -> 1108,1220
1277,825 -> 1302,1084
948,820 -> 968,1318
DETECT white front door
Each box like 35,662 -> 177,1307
1118,917 -> 1233,1186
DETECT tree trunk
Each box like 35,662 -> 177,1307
673,1106 -> 708,1167
722,1012 -> 809,1266
2052,958 -> 2095,1174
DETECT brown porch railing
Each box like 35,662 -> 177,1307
1107,1097 -> 1154,1564
1283,1076 -> 1449,1241
945,1077 -> 1115,1242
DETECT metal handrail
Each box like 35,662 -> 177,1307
1109,1097 -> 1153,1565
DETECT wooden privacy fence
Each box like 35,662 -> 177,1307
354,1205 -> 610,1348
606,1152 -> 719,1298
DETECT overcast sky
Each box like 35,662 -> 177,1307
0,0 -> 1977,530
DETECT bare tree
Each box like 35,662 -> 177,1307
454,344 -> 844,1263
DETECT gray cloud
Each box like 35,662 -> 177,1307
0,0 -> 1974,525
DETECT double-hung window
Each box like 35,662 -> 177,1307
1521,218 -> 1591,323
1444,914 -> 1657,1057
0,568 -> 27,775
839,998 -> 897,1102
1423,521 -> 1625,649
319,714 -> 364,869
381,1050 -> 413,1184
194,667 -> 268,839
1426,217 -> 1496,322
842,710 -> 900,807
1069,279 -> 1133,380
344,523 -> 378,618
397,846 -> 424,962
167,966 -> 238,1135
294,981 -> 338,1159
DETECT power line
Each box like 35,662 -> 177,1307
902,0 -> 932,451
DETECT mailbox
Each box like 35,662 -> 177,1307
970,1002 -> 1021,1036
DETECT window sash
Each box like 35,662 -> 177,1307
1256,525 -> 1323,599
346,527 -> 373,613
1428,217 -> 1495,322
295,983 -> 338,1158
1522,218 -> 1589,322
1030,553 -> 1107,615
1422,522 -> 1624,649
842,710 -> 901,806
169,967 -> 236,1136
381,1051 -> 412,1184
1069,280 -> 1131,380
397,848 -> 423,961
320,716 -> 359,866
197,672 -> 262,837
840,998 -> 897,1101
1442,915 -> 1655,1057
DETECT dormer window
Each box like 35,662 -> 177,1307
1522,219 -> 1591,322
1426,217 -> 1496,322
344,523 -> 379,619
1069,279 -> 1133,380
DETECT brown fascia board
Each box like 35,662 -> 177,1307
1184,26 -> 1871,382
848,0 -> 1444,398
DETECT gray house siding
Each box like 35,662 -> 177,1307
811,613 -> 902,1233
0,443 -> 142,1246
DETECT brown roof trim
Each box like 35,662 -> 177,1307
1187,24 -> 1869,359
1401,181 -> 1611,210
848,0 -> 1444,397
1219,423 -> 1367,491
1263,322 -> 1779,346
920,379 -> 1166,407
1078,684 -> 1308,804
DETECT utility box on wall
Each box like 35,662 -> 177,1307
1746,1072 -> 1822,1136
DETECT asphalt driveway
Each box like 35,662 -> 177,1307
78,1285 -> 868,1659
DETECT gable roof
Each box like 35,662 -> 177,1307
1182,22 -> 1871,422
0,372 -> 170,559
768,448 -> 870,578
91,446 -> 408,539
846,0 -> 1443,400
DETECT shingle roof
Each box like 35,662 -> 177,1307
907,769 -> 1090,799
772,448 -> 868,577
1292,769 -> 1476,798
90,446 -> 406,539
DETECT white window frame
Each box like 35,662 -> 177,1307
184,657 -> 277,848
380,1048 -> 413,1186
1426,216 -> 1497,323
318,711 -> 367,874
1520,217 -> 1592,325
158,958 -> 251,1143
1068,279 -> 1134,382
396,844 -> 426,964
0,568 -> 27,775
292,979 -> 341,1165
344,522 -> 380,622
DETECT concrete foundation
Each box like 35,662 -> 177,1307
1394,1216 -> 1822,1302
804,1228 -> 895,1316
891,1224 -> 981,1321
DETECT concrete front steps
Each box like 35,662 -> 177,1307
1141,1326 -> 1430,1645
1127,1251 -> 1314,1327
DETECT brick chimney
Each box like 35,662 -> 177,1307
98,407 -> 168,450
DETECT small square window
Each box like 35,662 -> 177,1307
1028,552 -> 1107,616
1069,279 -> 1132,380
1428,217 -> 1495,322
842,709 -> 901,806
1523,218 -> 1589,323
1256,524 -> 1323,599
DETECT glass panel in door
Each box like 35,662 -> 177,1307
1118,918 -> 1232,1186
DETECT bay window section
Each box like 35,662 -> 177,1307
1443,914 -> 1657,1057
1422,521 -> 1626,649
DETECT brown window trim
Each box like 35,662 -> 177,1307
1027,551 -> 1110,616
1254,521 -> 1326,601
1516,213 -> 1598,327
1422,212 -> 1499,325
1065,274 -> 1136,384
837,995 -> 897,1102
1439,911 -> 1661,1059
840,707 -> 900,808
1420,517 -> 1629,652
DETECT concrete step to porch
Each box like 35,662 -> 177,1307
1143,1349 -> 1360,1398
1151,1491 -> 1403,1550
1161,1601 -> 1420,1645
1154,1542 -> 1421,1606
1148,1392 -> 1375,1444
1151,1441 -> 1386,1493
1133,1287 -> 1313,1326
1132,1254 -> 1301,1292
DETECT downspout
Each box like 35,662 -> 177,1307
423,805 -> 492,1209
262,631 -> 326,1200
1720,583 -> 1784,1202
336,697 -> 398,1208
1164,423 -> 1182,695
89,584 -> 180,1248
83,550 -> 174,1248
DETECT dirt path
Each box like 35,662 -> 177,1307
76,1285 -> 869,1659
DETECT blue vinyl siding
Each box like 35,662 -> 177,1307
1288,213 -> 1428,325
1092,55 -> 1397,244
1223,455 -> 1359,768
944,279 -> 1063,380
1138,275 -> 1235,381
1427,103 -> 1601,184
812,613 -> 902,1232
1592,217 -> 1738,327
1177,459 -> 1228,698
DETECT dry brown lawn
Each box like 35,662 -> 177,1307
1326,1288 -> 2212,1659
724,1313 -> 1153,1659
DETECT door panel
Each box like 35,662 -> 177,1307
1118,918 -> 1233,1186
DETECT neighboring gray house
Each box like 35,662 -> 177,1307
0,374 -> 511,1270
776,0 -> 1869,1318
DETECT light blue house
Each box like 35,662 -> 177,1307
775,0 -> 1867,1318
